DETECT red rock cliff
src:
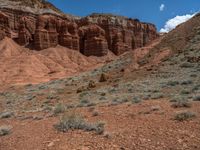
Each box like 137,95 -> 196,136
0,2 -> 158,56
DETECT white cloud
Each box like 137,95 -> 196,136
160,13 -> 196,33
159,4 -> 165,11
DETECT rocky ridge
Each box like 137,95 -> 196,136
0,0 -> 158,56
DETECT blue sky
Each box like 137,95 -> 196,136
48,0 -> 200,31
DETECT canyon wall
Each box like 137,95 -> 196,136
0,8 -> 158,56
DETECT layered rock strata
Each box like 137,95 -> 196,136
0,6 -> 158,56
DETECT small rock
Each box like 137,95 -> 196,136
0,111 -> 13,119
47,142 -> 54,147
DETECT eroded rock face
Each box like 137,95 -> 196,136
78,14 -> 158,55
58,21 -> 79,50
18,16 -> 34,45
34,15 -> 59,50
0,11 -> 10,40
79,25 -> 108,56
0,8 -> 158,56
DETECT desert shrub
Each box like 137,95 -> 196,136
180,90 -> 190,95
53,103 -> 66,115
100,92 -> 106,96
80,99 -> 89,104
99,96 -> 107,101
99,73 -> 108,82
174,111 -> 196,121
111,98 -> 129,105
56,89 -> 64,94
192,85 -> 200,92
143,94 -> 151,100
0,111 -> 13,119
190,74 -> 197,78
170,95 -> 187,102
77,86 -> 88,93
0,125 -> 12,136
108,88 -> 117,93
120,98 -> 129,103
42,105 -> 53,112
132,97 -> 141,104
128,88 -> 134,93
54,112 -> 105,134
180,62 -> 194,68
151,93 -> 164,99
66,104 -> 75,109
171,100 -> 192,108
25,94 -> 36,101
86,103 -> 96,107
37,85 -> 48,90
46,94 -> 59,100
181,80 -> 193,85
193,95 -> 200,101
79,91 -> 90,98
167,81 -> 179,86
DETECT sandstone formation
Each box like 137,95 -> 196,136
79,25 -> 108,56
0,11 -> 10,40
0,1 -> 158,56
79,14 -> 158,55
58,21 -> 79,51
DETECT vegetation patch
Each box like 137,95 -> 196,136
171,100 -> 192,108
54,112 -> 105,134
131,97 -> 141,104
174,111 -> 196,121
193,95 -> 200,101
166,81 -> 179,86
53,103 -> 66,115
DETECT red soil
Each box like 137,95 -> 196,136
1,100 -> 200,150
0,38 -> 116,86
